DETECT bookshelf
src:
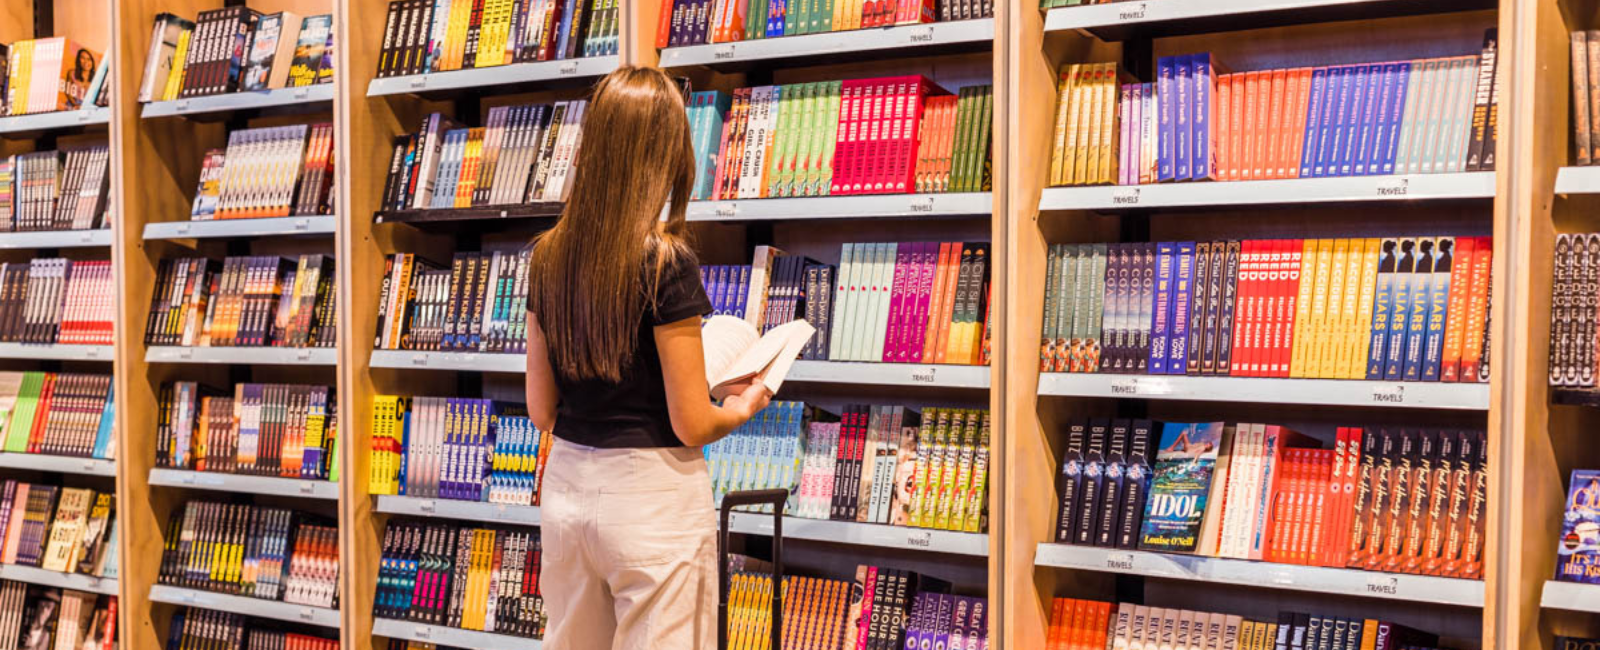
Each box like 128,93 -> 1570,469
1553,164 -> 1600,194
0,229 -> 113,248
142,215 -> 340,239
684,192 -> 994,222
658,18 -> 996,70
140,84 -> 335,119
370,619 -> 543,650
1538,580 -> 1600,614
1037,172 -> 1495,211
0,343 -> 113,362
372,495 -> 543,526
0,453 -> 115,477
146,468 -> 339,499
147,584 -> 342,628
143,345 -> 338,366
1036,373 -> 1492,409
364,54 -> 622,99
0,107 -> 111,138
1041,0 -> 1499,42
0,564 -> 117,596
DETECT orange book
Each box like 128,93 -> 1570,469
1308,451 -> 1334,566
1457,237 -> 1493,382
0,484 -> 27,563
1229,73 -> 1247,181
1268,449 -> 1299,563
1264,70 -> 1288,179
922,243 -> 956,363
26,374 -> 56,454
1286,68 -> 1314,178
932,244 -> 963,364
1240,72 -> 1261,180
1215,74 -> 1233,181
1274,239 -> 1304,377
1275,70 -> 1300,179
1439,237 -> 1477,381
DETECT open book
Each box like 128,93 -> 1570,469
703,315 -> 816,400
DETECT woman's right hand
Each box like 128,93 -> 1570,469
722,381 -> 773,421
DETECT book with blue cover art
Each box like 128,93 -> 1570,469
1138,421 -> 1224,553
1557,469 -> 1600,584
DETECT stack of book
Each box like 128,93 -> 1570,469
0,372 -> 115,460
1046,598 -> 1455,650
190,123 -> 335,220
283,523 -> 338,608
158,501 -> 337,604
154,382 -> 338,481
382,104 -> 588,211
1051,32 -> 1501,186
367,395 -> 552,508
0,482 -> 116,578
137,11 -> 333,103
374,521 -> 546,638
2,38 -> 109,115
1554,469 -> 1598,585
374,250 -> 530,354
658,0 -> 992,47
241,628 -> 338,650
0,583 -> 115,650
724,565 -> 984,650
1040,237 -> 1493,382
145,255 -> 337,349
1053,420 -> 1489,580
688,80 -> 993,200
1571,31 -> 1600,166
0,146 -> 113,231
375,0 -> 619,79
169,608 -> 336,650
1548,233 -> 1600,387
0,260 -> 114,346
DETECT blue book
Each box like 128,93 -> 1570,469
1384,238 -> 1416,379
1422,237 -> 1455,381
1148,242 -> 1177,374
92,384 -> 114,459
1366,239 -> 1399,379
396,409 -> 412,496
1192,54 -> 1215,181
1556,469 -> 1600,584
1380,62 -> 1414,175
1352,64 -> 1387,175
1361,63 -> 1398,175
768,0 -> 785,38
1158,57 -> 1177,182
1167,242 -> 1196,373
1313,67 -> 1347,177
1300,68 -> 1329,178
1176,55 -> 1194,181
1137,421 -> 1225,554
555,0 -> 579,60
1402,238 -> 1437,381
1334,65 -> 1369,177
733,266 -> 750,319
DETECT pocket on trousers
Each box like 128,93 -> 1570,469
540,489 -> 575,563
596,487 -> 714,567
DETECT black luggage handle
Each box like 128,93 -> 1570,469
718,489 -> 788,650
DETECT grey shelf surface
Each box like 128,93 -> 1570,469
0,230 -> 110,249
143,216 -> 338,240
140,85 -> 334,118
367,56 -> 619,97
145,346 -> 337,366
0,564 -> 116,595
685,192 -> 992,222
0,107 -> 110,137
149,584 -> 340,627
726,512 -> 988,556
373,619 -> 541,650
1038,172 -> 1494,212
788,360 -> 991,389
1540,580 -> 1600,613
0,453 -> 113,476
1037,373 -> 1490,410
1043,0 -> 1495,41
1555,166 -> 1600,195
660,19 -> 994,70
374,495 -> 542,526
0,343 -> 112,362
1035,543 -> 1485,607
369,349 -> 525,373
148,468 -> 338,500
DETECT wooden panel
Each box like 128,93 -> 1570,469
54,0 -> 112,54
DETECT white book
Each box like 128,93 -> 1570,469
854,242 -> 889,360
866,242 -> 899,362
428,0 -> 453,71
828,244 -> 857,361
1420,59 -> 1457,174
1217,423 -> 1254,558
839,243 -> 871,361
744,245 -> 781,329
412,114 -> 454,208
1442,57 -> 1478,172
701,315 -> 816,399
1409,60 -> 1446,174
1392,61 -> 1426,174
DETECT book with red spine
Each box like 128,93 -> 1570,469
1439,236 -> 1478,381
1458,237 -> 1493,382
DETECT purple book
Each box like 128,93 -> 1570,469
903,242 -> 937,363
1192,53 -> 1215,181
1175,55 -> 1194,181
883,243 -> 912,362
1148,242 -> 1178,374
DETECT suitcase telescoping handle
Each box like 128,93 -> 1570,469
718,489 -> 788,650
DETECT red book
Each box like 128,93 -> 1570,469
831,81 -> 862,196
1229,240 -> 1257,376
1439,236 -> 1478,381
1458,237 -> 1493,382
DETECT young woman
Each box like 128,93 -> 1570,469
523,66 -> 773,650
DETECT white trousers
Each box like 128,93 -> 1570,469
539,439 -> 719,650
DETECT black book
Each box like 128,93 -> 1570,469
1055,419 -> 1087,543
1074,418 -> 1109,545
1095,419 -> 1130,546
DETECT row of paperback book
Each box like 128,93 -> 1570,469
0,584 -> 115,650
157,501 -> 338,608
1051,36 -> 1500,186
376,0 -> 620,79
1056,420 -> 1487,579
137,10 -> 332,103
190,123 -> 336,220
0,373 -> 115,461
688,80 -> 993,199
656,0 -> 993,47
168,607 -> 333,650
383,104 -> 587,211
0,260 -> 114,347
145,255 -> 337,349
374,250 -> 531,354
374,521 -> 546,638
154,382 -> 338,481
1045,598 -> 1452,650
0,482 -> 116,579
1041,237 -> 1492,382
1554,469 -> 1598,584
725,564 -> 983,650
2,39 -> 109,116
707,402 -> 990,533
1571,31 -> 1600,166
1546,233 -> 1600,387
367,396 -> 551,507
0,146 -> 113,232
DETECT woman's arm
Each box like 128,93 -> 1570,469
524,315 -> 560,432
656,316 -> 771,447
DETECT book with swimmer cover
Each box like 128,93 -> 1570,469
702,315 -> 815,399
1138,421 -> 1224,553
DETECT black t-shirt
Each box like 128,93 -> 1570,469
549,251 -> 712,448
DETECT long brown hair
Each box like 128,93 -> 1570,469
528,66 -> 696,383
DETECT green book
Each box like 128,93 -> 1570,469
949,87 -> 976,193
816,81 -> 842,195
768,84 -> 797,197
747,0 -> 767,41
4,372 -> 43,453
975,85 -> 995,192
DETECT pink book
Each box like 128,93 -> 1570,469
833,80 -> 863,196
901,241 -> 937,362
883,243 -> 912,362
901,78 -> 935,193
846,80 -> 874,195
2,484 -> 28,563
861,80 -> 890,194
854,565 -> 878,650
1122,84 -> 1137,185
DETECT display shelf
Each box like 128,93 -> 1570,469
144,346 -> 337,366
1554,166 -> 1600,195
685,192 -> 993,222
1037,173 -> 1495,213
726,512 -> 988,556
366,55 -> 621,99
373,203 -> 564,225
787,360 -> 991,389
659,19 -> 995,71
0,229 -> 111,249
147,469 -> 338,500
148,585 -> 340,627
0,107 -> 110,138
0,564 -> 116,596
368,349 -> 524,373
142,216 -> 338,240
373,495 -> 542,526
0,343 -> 112,362
1539,580 -> 1600,613
372,619 -> 541,650
1034,543 -> 1485,607
1042,0 -> 1497,42
0,453 -> 113,477
1037,373 -> 1491,410
139,85 -> 335,120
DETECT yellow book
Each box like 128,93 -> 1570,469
10,41 -> 34,114
1061,67 -> 1089,186
934,411 -> 969,530
1348,238 -> 1382,378
1334,236 -> 1366,377
477,0 -> 513,68
1099,64 -> 1120,184
963,412 -> 990,532
1306,239 -> 1335,377
1289,239 -> 1319,377
162,31 -> 190,102
907,411 -> 938,528
446,0 -> 475,71
916,409 -> 951,527
1048,66 -> 1079,186
1073,65 -> 1103,186
848,0 -> 866,30
368,396 -> 392,494
1318,239 -> 1350,379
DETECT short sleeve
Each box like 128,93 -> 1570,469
648,251 -> 713,326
